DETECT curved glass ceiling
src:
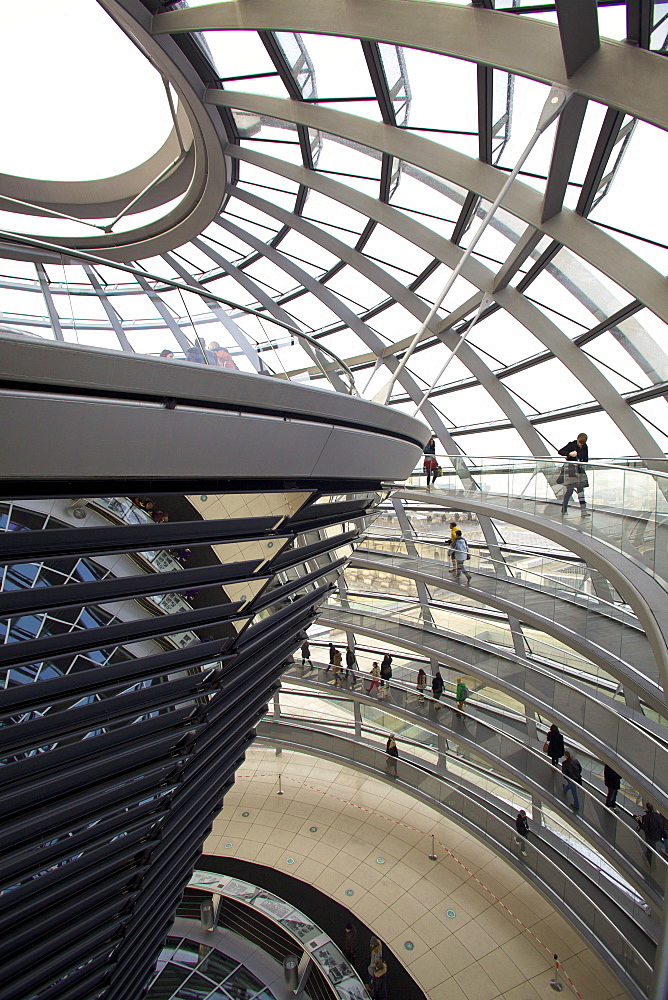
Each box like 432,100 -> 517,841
1,0 -> 667,460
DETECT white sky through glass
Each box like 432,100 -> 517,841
0,0 -> 173,181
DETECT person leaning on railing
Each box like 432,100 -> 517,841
557,433 -> 591,517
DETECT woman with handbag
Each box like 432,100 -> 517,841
416,668 -> 427,704
558,433 -> 590,516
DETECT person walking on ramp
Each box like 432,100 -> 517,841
450,529 -> 472,585
558,433 -> 590,516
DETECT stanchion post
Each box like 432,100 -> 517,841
277,774 -> 284,796
428,834 -> 437,861
549,953 -> 563,992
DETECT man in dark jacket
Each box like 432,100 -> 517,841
380,654 -> 393,688
345,645 -> 357,686
432,670 -> 444,708
562,751 -> 583,812
342,921 -> 357,966
604,764 -> 621,810
327,642 -> 337,672
301,639 -> 313,671
515,810 -> 530,856
558,433 -> 590,516
634,803 -> 665,865
385,736 -> 399,778
546,724 -> 565,769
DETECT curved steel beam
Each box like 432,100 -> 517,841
223,146 -> 665,462
222,147 -> 655,404
212,214 -> 465,460
18,0 -> 230,262
204,91 -> 668,330
228,184 -> 549,455
153,0 -> 668,131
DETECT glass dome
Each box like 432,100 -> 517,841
0,0 -> 666,460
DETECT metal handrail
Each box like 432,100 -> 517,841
186,870 -> 367,999
357,539 -> 633,616
0,231 -> 359,395
409,455 -> 668,481
258,721 -> 654,998
323,594 -> 660,699
274,683 -> 665,900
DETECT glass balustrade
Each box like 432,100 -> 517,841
326,592 -> 639,702
346,543 -> 644,684
280,664 -> 668,895
362,530 -> 629,612
317,601 -> 668,807
354,533 -> 664,715
0,242 -> 358,396
260,720 -> 655,999
400,455 -> 668,585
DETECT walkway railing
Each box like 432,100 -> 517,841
350,547 -> 661,719
317,601 -> 668,816
184,870 -> 367,1000
280,660 -> 668,902
404,455 -> 668,583
0,234 -> 358,395
258,719 -> 655,1000
363,527 -> 630,610
324,590 -> 655,718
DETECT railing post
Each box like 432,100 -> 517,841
437,732 -> 448,771
549,954 -> 563,992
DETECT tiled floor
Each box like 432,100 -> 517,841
203,749 -> 630,1000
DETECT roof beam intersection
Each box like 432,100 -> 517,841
225,143 -> 665,459
225,182 -> 646,457
206,91 -> 668,328
154,1 -> 668,131
537,1 -> 597,223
